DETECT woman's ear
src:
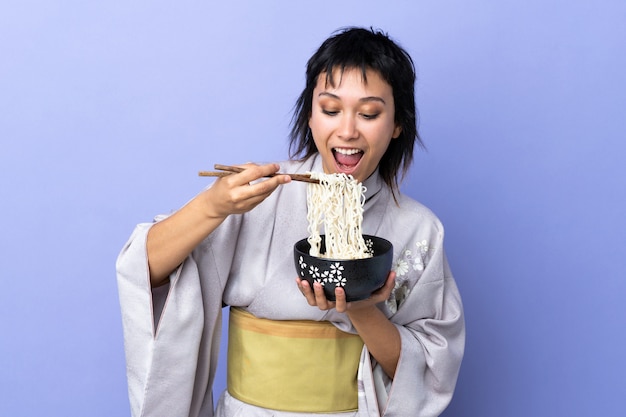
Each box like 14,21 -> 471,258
392,124 -> 402,139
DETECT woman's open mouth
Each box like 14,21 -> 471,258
333,148 -> 363,172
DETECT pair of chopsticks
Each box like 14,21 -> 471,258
199,164 -> 319,184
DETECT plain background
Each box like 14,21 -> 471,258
1,1 -> 625,416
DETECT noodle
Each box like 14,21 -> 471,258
306,172 -> 372,259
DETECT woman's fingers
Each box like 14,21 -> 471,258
296,278 -> 336,311
296,278 -> 316,306
334,287 -> 347,313
313,282 -> 334,310
207,163 -> 291,216
296,273 -> 398,312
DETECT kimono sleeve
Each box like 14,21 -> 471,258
116,220 -> 232,417
361,226 -> 465,417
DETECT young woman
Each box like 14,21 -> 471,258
117,27 -> 465,417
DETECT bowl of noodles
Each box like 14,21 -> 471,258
294,171 -> 393,301
294,234 -> 393,301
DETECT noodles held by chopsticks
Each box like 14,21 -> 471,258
306,172 -> 372,260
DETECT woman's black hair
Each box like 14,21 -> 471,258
289,27 -> 423,194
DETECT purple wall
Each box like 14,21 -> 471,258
1,1 -> 624,416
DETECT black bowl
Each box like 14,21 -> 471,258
294,235 -> 393,302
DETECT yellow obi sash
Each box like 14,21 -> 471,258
227,307 -> 364,413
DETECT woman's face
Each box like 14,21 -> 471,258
309,67 -> 401,183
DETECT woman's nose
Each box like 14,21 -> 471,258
337,114 -> 358,140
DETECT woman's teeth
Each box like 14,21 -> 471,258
334,148 -> 361,155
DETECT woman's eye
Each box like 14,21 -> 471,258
322,109 -> 339,116
361,113 -> 380,120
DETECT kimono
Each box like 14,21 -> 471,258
116,154 -> 465,417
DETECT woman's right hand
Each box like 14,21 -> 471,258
147,163 -> 291,286
201,163 -> 292,218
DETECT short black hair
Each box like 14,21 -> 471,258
289,27 -> 422,193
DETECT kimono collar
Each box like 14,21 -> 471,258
361,168 -> 383,204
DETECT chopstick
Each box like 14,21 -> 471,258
198,164 -> 319,184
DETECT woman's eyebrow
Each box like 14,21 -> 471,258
318,92 -> 386,104
360,96 -> 386,104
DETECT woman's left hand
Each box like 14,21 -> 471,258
296,271 -> 396,313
